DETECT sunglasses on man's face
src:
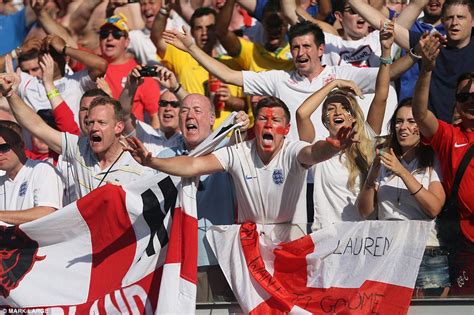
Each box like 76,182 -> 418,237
99,29 -> 127,40
159,100 -> 181,108
456,92 -> 474,103
0,143 -> 12,154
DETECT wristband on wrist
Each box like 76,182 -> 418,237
409,48 -> 422,59
47,88 -> 61,100
62,45 -> 69,56
379,56 -> 393,65
410,184 -> 423,195
172,83 -> 182,94
10,47 -> 21,59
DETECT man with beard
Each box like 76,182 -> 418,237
0,73 -> 153,199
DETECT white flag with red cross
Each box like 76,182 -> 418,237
207,220 -> 431,314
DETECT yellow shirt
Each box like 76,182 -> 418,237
160,46 -> 251,129
235,37 -> 294,72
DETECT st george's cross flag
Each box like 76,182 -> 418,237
0,113 -> 241,313
207,220 -> 431,314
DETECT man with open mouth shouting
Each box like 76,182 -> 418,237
0,72 -> 154,201
125,96 -> 356,228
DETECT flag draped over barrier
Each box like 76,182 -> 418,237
207,220 -> 431,314
0,114 -> 240,313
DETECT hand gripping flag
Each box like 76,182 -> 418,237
0,113 -> 240,313
207,220 -> 431,314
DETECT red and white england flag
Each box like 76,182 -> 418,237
207,220 -> 431,314
0,114 -> 240,313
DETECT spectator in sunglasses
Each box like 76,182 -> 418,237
0,121 -> 63,225
99,13 -> 162,130
413,32 -> 474,296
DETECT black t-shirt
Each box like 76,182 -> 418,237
409,31 -> 474,123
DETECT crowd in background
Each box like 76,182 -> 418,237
0,0 -> 472,304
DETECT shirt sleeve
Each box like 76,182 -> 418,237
135,78 -> 160,117
423,119 -> 454,156
336,66 -> 378,93
53,101 -> 80,135
32,162 -> 63,209
72,70 -> 96,92
409,31 -> 423,50
61,132 -> 80,163
242,70 -> 277,96
235,38 -> 253,70
212,145 -> 234,172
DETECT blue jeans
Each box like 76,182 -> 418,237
415,247 -> 451,289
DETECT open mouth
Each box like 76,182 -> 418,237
333,117 -> 345,125
356,19 -> 366,27
427,1 -> 440,9
398,132 -> 410,138
262,133 -> 274,147
296,57 -> 309,65
90,135 -> 102,143
186,122 -> 198,133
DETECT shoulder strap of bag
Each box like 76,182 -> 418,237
448,145 -> 474,208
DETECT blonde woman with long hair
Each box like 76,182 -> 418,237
296,20 -> 394,229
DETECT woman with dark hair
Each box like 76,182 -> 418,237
357,99 -> 449,297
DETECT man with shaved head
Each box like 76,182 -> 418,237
158,93 -> 248,302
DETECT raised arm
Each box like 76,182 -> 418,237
281,0 -> 338,34
125,136 -> 225,176
347,0 -> 410,49
0,37 -> 43,71
215,0 -> 242,57
396,0 -> 427,29
150,4 -> 171,58
357,156 -> 381,218
366,20 -> 393,135
69,0 -> 102,35
40,53 -> 80,135
0,60 -> 62,154
296,79 -> 362,142
153,65 -> 190,101
47,35 -> 108,81
33,0 -> 78,48
297,126 -> 359,165
162,27 -> 244,86
118,66 -> 144,136
236,0 -> 257,15
26,0 -> 38,27
412,34 -> 440,139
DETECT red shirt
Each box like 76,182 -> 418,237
26,101 -> 80,165
425,120 -> 474,242
105,59 -> 160,121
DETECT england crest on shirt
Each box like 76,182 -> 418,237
272,169 -> 284,185
19,182 -> 27,197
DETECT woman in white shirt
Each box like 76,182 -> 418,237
296,20 -> 394,229
357,98 -> 449,297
